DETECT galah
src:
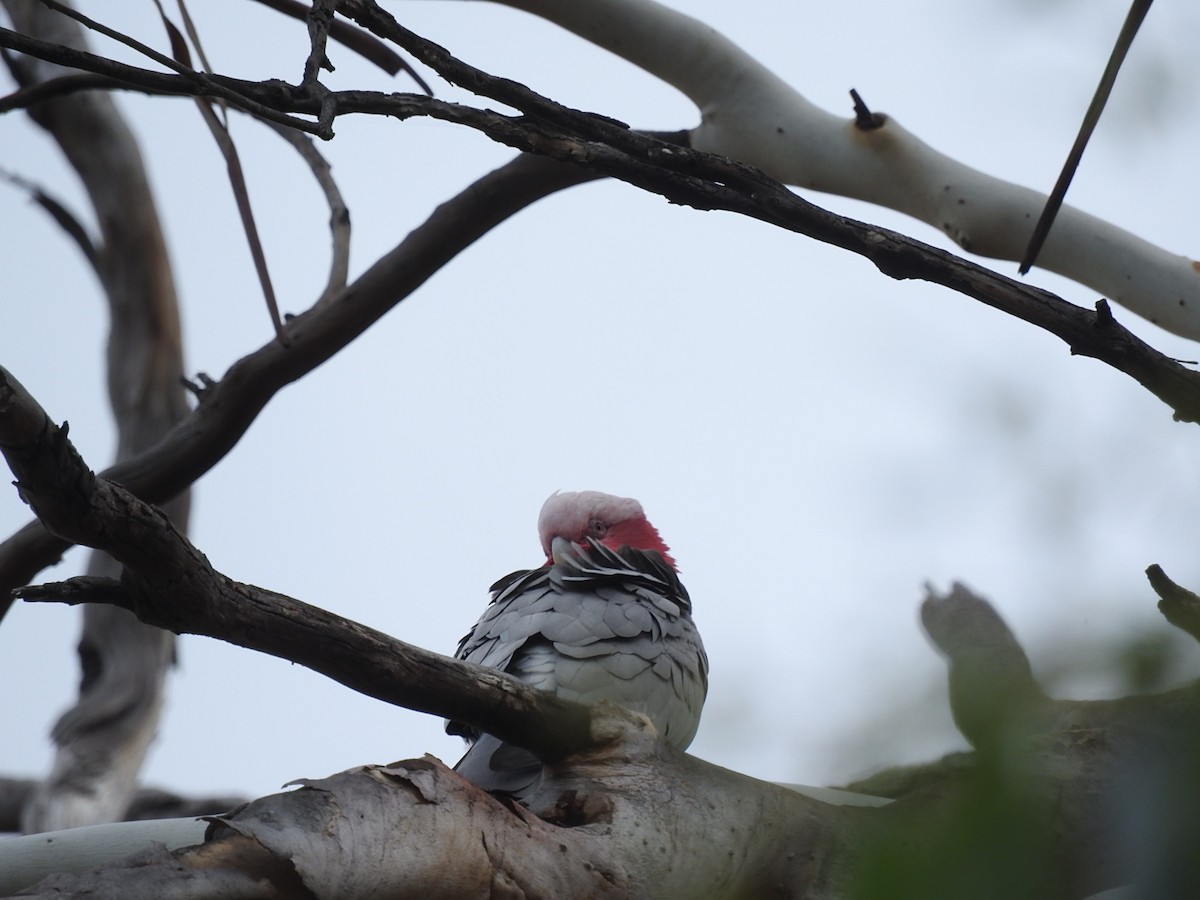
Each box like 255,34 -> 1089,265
447,490 -> 708,795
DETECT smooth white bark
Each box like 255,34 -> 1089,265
491,0 -> 1200,340
0,818 -> 209,895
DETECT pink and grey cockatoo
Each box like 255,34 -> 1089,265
447,490 -> 708,795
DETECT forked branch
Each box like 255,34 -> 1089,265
0,365 -> 599,762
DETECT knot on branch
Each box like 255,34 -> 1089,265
849,88 -> 885,130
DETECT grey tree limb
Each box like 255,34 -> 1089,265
3,17 -> 1200,610
2,0 -> 191,832
0,149 -> 605,613
0,366 -> 595,762
6,360 -> 1200,897
0,777 -> 244,831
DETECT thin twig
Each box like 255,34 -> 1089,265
196,99 -> 289,342
0,166 -> 99,271
248,0 -> 431,93
0,150 -> 607,616
151,0 -> 288,344
302,0 -> 335,87
0,368 -> 597,759
1018,0 -> 1154,275
173,0 -> 215,75
0,71 -> 125,111
7,13 -> 323,134
849,88 -> 883,130
264,121 -> 351,306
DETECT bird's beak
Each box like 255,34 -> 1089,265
550,536 -> 579,567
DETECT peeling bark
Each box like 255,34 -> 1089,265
6,750 -> 854,898
5,364 -> 1200,897
4,6 -> 1200,896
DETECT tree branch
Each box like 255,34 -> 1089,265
4,16 -> 1200,609
478,0 -> 1200,341
0,24 -> 325,132
3,0 -> 192,831
1020,0 -> 1155,273
248,0 -> 431,92
0,149 -> 603,613
2,753 -> 846,898
0,365 -> 605,761
263,121 -> 350,306
0,777 -> 244,830
921,582 -> 1049,745
0,166 -> 98,270
5,21 -> 1199,417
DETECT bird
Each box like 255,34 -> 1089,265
447,490 -> 708,795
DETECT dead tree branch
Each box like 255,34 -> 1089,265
1,13 -> 1199,633
0,777 -> 244,830
4,9 -> 1200,610
0,365 -> 600,761
3,21 -> 1198,428
249,0 -> 431,91
3,0 -> 191,831
0,149 -> 602,613
0,367 -> 850,897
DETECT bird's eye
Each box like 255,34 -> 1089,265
587,518 -> 608,538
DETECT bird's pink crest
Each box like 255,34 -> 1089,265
538,490 -> 677,570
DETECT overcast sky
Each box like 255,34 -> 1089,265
3,0 -> 1200,804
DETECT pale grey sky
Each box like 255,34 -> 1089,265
3,0 -> 1200,802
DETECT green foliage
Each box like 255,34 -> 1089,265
849,630 -> 1200,899
849,741 -> 1063,900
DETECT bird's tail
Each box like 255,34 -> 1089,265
453,733 -> 543,798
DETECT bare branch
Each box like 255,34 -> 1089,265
264,122 -> 351,306
3,0 -> 191,831
0,150 -> 601,612
3,755 -> 842,898
149,2 -> 287,343
4,16 -> 1200,604
0,22 -> 326,133
0,70 -> 128,110
39,0 -> 188,74
0,166 -> 98,270
0,365 -> 603,759
482,0 -> 1200,340
3,39 -> 1200,595
0,777 -> 243,830
193,97 -> 289,342
15,571 -> 600,761
1020,0 -> 1156,274
249,0 -> 431,91
7,20 -> 1200,422
301,0 -> 335,88
921,583 -> 1048,745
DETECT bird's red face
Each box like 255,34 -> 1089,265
592,515 -> 676,569
538,491 -> 678,571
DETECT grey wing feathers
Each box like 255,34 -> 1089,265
447,539 -> 708,769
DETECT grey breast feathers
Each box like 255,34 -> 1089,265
447,539 -> 708,750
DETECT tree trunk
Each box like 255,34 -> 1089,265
2,0 -> 190,832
